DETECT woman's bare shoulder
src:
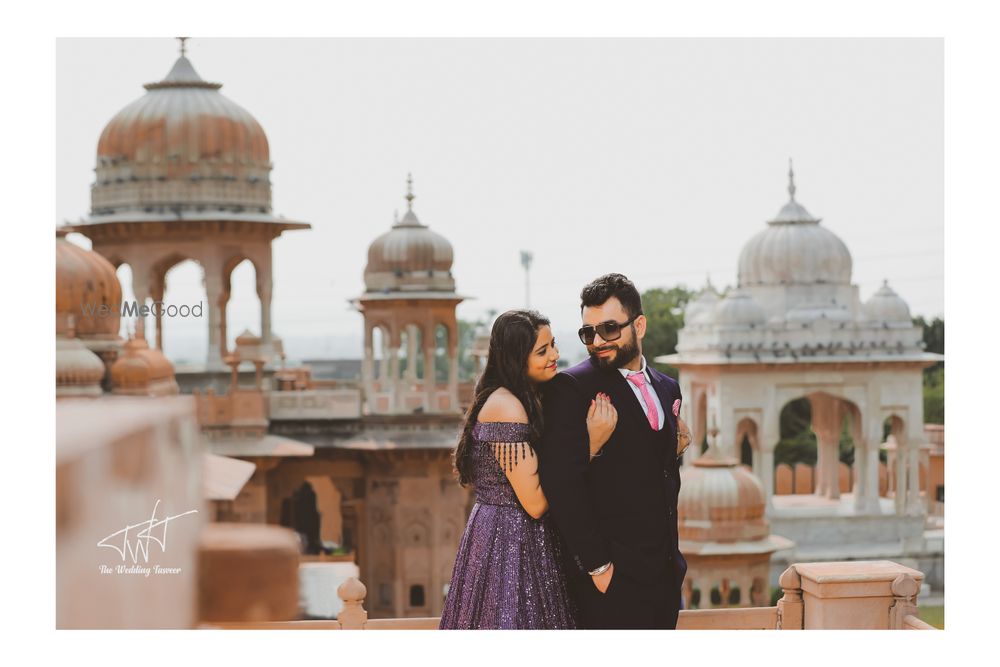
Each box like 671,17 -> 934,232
478,387 -> 529,424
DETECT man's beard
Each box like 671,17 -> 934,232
590,334 -> 640,370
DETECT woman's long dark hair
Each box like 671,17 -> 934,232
453,309 -> 550,486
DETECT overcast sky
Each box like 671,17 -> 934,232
56,38 -> 943,364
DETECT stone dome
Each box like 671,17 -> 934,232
363,177 -> 456,293
110,326 -> 179,396
713,290 -> 766,327
91,49 -> 273,219
56,232 -> 122,339
56,323 -> 107,398
678,456 -> 770,542
863,280 -> 912,325
366,211 -> 454,274
737,165 -> 853,287
684,282 -> 721,327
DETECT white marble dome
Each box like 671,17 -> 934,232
684,284 -> 721,326
863,280 -> 912,324
738,167 -> 853,287
713,290 -> 766,327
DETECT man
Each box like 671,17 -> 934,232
539,273 -> 688,629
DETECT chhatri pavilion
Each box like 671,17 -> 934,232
658,164 -> 943,592
64,39 -> 309,370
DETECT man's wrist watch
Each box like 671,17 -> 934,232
588,561 -> 612,577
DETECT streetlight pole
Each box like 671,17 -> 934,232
520,251 -> 533,309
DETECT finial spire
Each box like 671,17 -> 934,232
393,209 -> 399,225
788,158 -> 797,201
178,37 -> 189,57
405,173 -> 415,211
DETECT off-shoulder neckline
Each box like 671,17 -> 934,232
475,420 -> 530,426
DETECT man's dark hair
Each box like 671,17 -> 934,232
580,273 -> 643,319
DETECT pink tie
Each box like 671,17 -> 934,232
627,372 -> 660,431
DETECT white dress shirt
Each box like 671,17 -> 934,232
617,355 -> 665,431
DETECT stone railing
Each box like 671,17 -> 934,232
203,559 -> 938,630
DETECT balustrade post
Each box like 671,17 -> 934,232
888,573 -> 920,629
777,565 -> 803,630
794,560 -> 924,629
337,577 -> 368,629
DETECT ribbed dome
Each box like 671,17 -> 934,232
56,234 -> 122,338
678,456 -> 770,542
684,282 -> 721,327
363,177 -> 456,293
110,328 -> 179,396
367,210 -> 454,274
863,280 -> 912,325
91,52 -> 272,218
737,165 -> 853,287
713,290 -> 766,327
56,331 -> 106,398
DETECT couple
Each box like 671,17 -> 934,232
440,273 -> 691,630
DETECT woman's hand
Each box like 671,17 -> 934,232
676,415 -> 692,457
588,393 -> 618,459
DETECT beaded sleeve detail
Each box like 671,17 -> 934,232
473,421 -> 534,473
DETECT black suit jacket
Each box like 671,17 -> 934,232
538,356 -> 687,627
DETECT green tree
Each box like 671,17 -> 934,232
641,286 -> 695,379
913,315 -> 944,424
456,318 -> 483,382
774,398 -> 817,467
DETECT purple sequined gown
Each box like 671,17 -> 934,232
439,421 -> 577,629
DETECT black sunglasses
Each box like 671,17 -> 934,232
578,315 -> 638,345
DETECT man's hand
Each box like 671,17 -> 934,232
592,562 -> 615,594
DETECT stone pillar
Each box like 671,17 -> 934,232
131,264 -> 151,341
694,577 -> 713,609
150,277 -> 165,350
760,448 -> 776,513
905,439 -> 923,515
257,281 -> 272,346
424,341 -> 436,412
448,342 -> 459,412
255,248 -> 273,346
760,407 -> 780,513
810,394 -> 843,501
404,325 -> 418,381
203,268 -> 225,371
388,335 -> 400,413
853,437 -> 881,515
892,437 -> 907,516
378,334 -> 389,381
362,324 -> 375,410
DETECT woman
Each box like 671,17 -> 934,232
439,310 -> 617,629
